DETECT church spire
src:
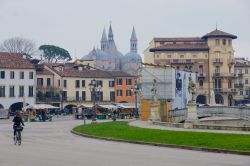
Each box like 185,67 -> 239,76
101,27 -> 108,51
108,24 -> 114,42
130,26 -> 137,53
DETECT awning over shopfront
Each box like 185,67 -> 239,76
115,103 -> 137,109
97,105 -> 118,109
80,104 -> 94,108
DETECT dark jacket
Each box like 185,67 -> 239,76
13,116 -> 24,126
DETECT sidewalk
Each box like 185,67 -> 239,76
129,120 -> 250,135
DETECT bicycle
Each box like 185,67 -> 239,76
14,126 -> 23,146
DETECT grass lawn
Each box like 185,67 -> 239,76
73,121 -> 250,152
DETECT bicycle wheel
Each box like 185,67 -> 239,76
17,131 -> 21,145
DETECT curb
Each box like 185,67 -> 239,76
71,130 -> 250,156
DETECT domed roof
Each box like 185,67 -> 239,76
122,52 -> 142,63
82,48 -> 109,61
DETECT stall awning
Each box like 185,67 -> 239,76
23,104 -> 59,110
115,103 -> 137,109
97,105 -> 118,109
80,104 -> 94,108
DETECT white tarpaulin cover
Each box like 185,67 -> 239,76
98,105 -> 118,109
115,103 -> 136,109
80,104 -> 94,108
22,104 -> 59,110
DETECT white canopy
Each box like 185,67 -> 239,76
97,105 -> 118,109
80,104 -> 94,108
22,104 -> 59,110
115,103 -> 137,109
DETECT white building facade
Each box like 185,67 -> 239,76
0,52 -> 36,111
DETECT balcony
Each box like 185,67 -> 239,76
234,83 -> 244,89
197,73 -> 206,79
238,73 -> 243,77
170,59 -> 195,64
228,58 -> 235,65
213,58 -> 223,65
37,86 -> 61,93
213,73 -> 236,78
214,88 -> 237,93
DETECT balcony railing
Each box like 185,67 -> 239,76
234,83 -> 244,89
227,58 -> 235,65
213,58 -> 223,65
214,88 -> 237,93
213,73 -> 236,78
197,73 -> 206,78
170,59 -> 195,64
37,86 -> 61,93
238,73 -> 243,77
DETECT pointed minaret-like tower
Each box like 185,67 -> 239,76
130,27 -> 137,53
101,27 -> 108,51
108,24 -> 114,43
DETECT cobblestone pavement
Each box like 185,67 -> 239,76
0,117 -> 249,166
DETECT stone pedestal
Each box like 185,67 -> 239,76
184,101 -> 198,129
149,103 -> 161,122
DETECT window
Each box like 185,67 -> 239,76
117,79 -> 123,85
214,79 -> 222,89
126,79 -> 132,85
245,79 -> 248,84
228,80 -> 232,88
216,39 -> 220,45
47,78 -> 51,87
216,52 -> 220,58
10,71 -> 14,79
199,65 -> 204,73
96,91 -> 103,101
0,71 -> 5,79
20,71 -> 24,79
126,90 -> 132,96
199,80 -> 203,87
9,86 -> 15,97
239,69 -> 242,74
228,40 -> 232,46
246,90 -> 249,96
82,91 -> 86,101
117,90 -> 123,96
37,78 -> 43,87
62,91 -> 67,100
29,72 -> 33,79
0,86 -> 5,97
58,80 -> 60,87
82,80 -> 85,87
167,55 -> 171,58
19,86 -> 24,97
96,80 -> 103,87
160,41 -> 164,45
240,91 -> 243,95
28,86 -> 33,97
180,55 -> 184,58
76,91 -> 79,101
109,81 -> 115,87
75,80 -> 80,88
63,80 -> 67,88
110,91 -> 115,101
222,39 -> 226,45
245,69 -> 248,74
215,66 -> 220,73
176,66 -> 180,70
193,55 -> 197,58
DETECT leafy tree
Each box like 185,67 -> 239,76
0,37 -> 36,59
39,45 -> 72,63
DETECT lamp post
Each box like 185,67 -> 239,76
89,79 -> 102,123
132,81 -> 139,119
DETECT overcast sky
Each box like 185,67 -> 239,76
0,0 -> 249,60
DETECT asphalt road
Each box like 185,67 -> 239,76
0,117 -> 249,166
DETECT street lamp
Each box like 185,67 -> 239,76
89,79 -> 102,123
131,81 -> 139,119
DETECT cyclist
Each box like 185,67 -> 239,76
13,112 -> 24,140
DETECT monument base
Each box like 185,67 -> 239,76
149,103 -> 161,122
184,101 -> 198,128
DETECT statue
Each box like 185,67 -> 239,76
151,79 -> 157,102
188,76 -> 196,102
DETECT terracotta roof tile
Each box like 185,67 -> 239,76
0,52 -> 34,69
154,37 -> 204,42
150,43 -> 209,52
202,29 -> 237,39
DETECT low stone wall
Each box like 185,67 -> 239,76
192,124 -> 250,131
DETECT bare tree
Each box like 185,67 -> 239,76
0,37 -> 36,59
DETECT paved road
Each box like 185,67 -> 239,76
0,117 -> 249,166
